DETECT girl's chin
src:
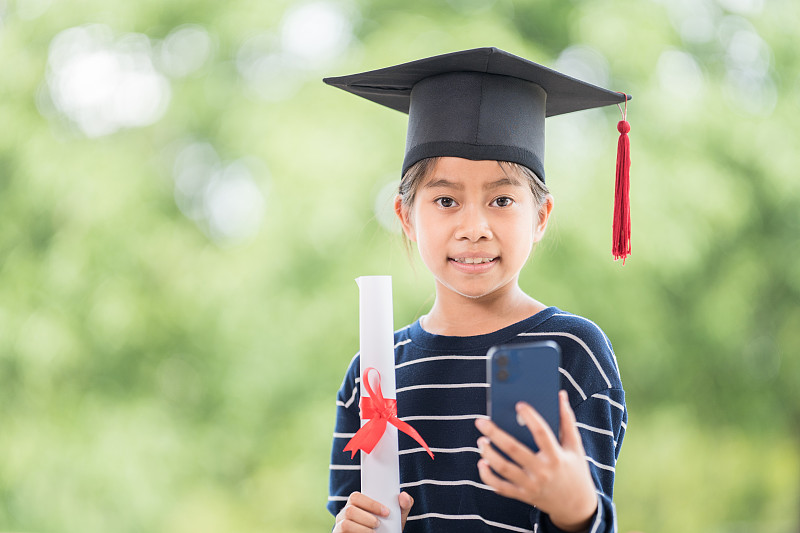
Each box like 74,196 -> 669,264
436,280 -> 516,301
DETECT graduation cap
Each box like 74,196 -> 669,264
324,47 -> 632,262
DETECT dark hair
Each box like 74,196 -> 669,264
398,157 -> 550,212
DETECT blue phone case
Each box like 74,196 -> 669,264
487,341 -> 561,453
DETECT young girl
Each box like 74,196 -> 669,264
325,48 -> 628,533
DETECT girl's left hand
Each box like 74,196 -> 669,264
475,390 -> 598,533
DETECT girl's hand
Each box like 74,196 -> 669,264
475,390 -> 598,532
333,491 -> 415,532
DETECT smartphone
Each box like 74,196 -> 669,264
487,341 -> 561,453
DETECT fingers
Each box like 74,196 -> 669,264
349,491 -> 390,518
514,401 -> 560,456
399,491 -> 414,512
558,390 -> 585,452
475,418 -> 539,469
476,457 -> 527,501
399,492 -> 414,529
334,492 -> 389,533
476,435 -> 532,487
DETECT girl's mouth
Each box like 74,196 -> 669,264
451,257 -> 496,264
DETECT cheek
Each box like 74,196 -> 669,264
503,212 -> 539,248
410,208 -> 435,240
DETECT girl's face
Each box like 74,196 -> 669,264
396,157 -> 552,302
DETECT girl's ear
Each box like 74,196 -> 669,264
394,195 -> 417,242
533,194 -> 554,242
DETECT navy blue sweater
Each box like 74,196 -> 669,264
328,307 -> 627,533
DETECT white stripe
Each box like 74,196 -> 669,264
400,414 -> 489,422
399,446 -> 480,456
400,478 -> 495,492
586,456 -> 615,472
407,513 -> 533,533
339,386 -> 358,409
329,464 -> 360,470
559,367 -> 587,400
518,332 -> 612,388
343,376 -> 492,407
591,393 -> 624,411
332,432 -> 355,439
328,495 -> 349,502
621,420 -> 627,430
553,313 -> 613,353
552,312 -> 619,376
396,382 -> 489,394
575,422 -> 615,438
395,354 -> 487,369
338,335 -> 409,403
395,338 -> 412,349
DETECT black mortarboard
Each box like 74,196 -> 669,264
323,47 -> 629,182
324,47 -> 633,261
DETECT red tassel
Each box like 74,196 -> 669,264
612,100 -> 631,263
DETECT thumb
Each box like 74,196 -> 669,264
399,491 -> 414,528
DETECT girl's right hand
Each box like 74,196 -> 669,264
333,491 -> 414,532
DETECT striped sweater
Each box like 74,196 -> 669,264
328,307 -> 627,533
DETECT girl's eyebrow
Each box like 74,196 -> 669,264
485,176 -> 522,190
423,176 -> 522,190
424,178 -> 463,190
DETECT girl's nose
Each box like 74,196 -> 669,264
454,206 -> 493,242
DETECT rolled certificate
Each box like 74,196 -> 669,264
357,276 -> 401,533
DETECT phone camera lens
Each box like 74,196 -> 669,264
497,355 -> 509,366
497,369 -> 509,381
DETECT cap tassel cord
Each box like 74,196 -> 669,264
613,95 -> 631,263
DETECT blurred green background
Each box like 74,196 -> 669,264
1,0 -> 798,531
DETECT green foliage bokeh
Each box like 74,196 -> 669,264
0,0 -> 798,532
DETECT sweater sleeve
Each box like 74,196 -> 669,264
326,358 -> 362,518
534,387 -> 627,533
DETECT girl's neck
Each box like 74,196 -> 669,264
421,283 -> 546,337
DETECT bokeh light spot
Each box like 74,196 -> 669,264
172,142 -> 267,246
157,24 -> 214,79
280,1 -> 353,67
374,179 -> 401,234
236,32 -> 302,102
717,17 -> 775,116
553,45 -> 610,88
656,49 -> 706,103
44,24 -> 171,137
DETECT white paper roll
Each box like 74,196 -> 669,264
356,275 -> 401,533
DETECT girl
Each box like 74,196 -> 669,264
325,48 -> 628,533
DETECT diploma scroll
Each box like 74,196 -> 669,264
357,276 -> 401,533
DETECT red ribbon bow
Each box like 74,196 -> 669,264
343,367 -> 434,460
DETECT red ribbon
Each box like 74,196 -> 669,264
343,367 -> 434,460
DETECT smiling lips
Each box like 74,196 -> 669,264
449,256 -> 498,272
451,257 -> 496,264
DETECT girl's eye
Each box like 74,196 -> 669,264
492,196 -> 514,208
436,197 -> 457,208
